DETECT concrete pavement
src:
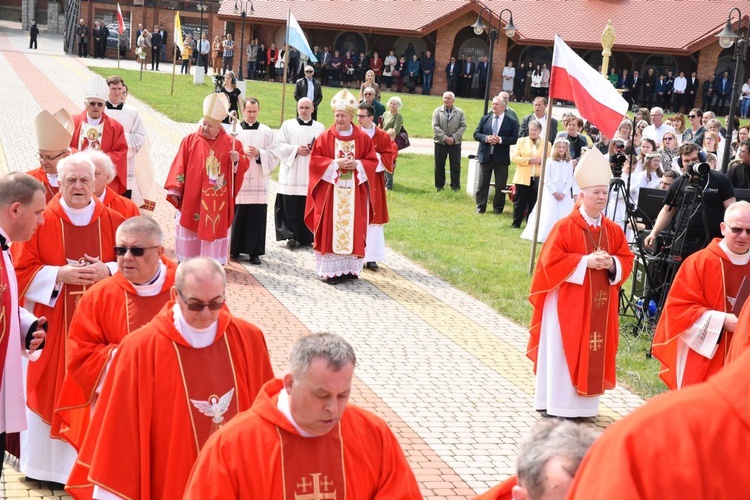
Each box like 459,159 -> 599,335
0,22 -> 642,499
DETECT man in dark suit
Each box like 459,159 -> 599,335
320,46 -> 332,86
685,71 -> 700,111
445,56 -> 459,93
150,25 -> 162,70
644,68 -> 657,108
459,55 -> 475,98
293,66 -> 323,120
473,95 -> 519,214
519,96 -> 559,144
629,70 -> 641,108
476,56 -> 489,99
715,70 -> 732,114
158,24 -> 167,62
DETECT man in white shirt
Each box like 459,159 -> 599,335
199,33 -> 211,75
673,71 -> 687,114
642,107 -> 676,144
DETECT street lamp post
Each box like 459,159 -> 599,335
197,0 -> 208,69
717,7 -> 749,173
234,0 -> 255,81
471,8 -> 516,115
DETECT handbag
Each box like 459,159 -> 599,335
392,69 -> 400,77
395,126 -> 410,150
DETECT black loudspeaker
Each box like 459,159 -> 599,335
631,252 -> 664,299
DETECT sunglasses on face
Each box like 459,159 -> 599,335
688,115 -> 696,119
113,245 -> 159,257
727,225 -> 750,236
88,101 -> 105,108
177,290 -> 225,311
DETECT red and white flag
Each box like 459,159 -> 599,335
549,34 -> 628,139
116,3 -> 125,35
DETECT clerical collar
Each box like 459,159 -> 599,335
336,125 -> 353,137
172,303 -> 218,348
720,239 -> 750,264
362,124 -> 376,138
106,101 -> 124,110
0,227 -> 10,251
46,173 -> 59,187
579,205 -> 602,228
130,261 -> 167,296
60,196 -> 95,226
277,388 -> 316,438
240,121 -> 260,130
97,191 -> 106,203
86,115 -> 103,126
296,117 -> 313,126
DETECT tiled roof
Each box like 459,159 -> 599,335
218,0 -> 749,54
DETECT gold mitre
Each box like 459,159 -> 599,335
203,93 -> 229,125
35,108 -> 74,151
574,147 -> 612,189
83,75 -> 109,102
330,89 -> 358,117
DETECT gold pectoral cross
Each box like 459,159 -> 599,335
590,331 -> 603,352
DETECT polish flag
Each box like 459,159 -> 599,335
116,3 -> 125,35
549,35 -> 628,139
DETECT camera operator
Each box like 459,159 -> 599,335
644,142 -> 735,258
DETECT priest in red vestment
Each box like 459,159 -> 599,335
86,150 -> 140,219
569,347 -> 750,499
70,76 -> 128,195
183,332 -> 420,499
78,257 -> 273,500
653,200 -> 750,389
0,173 -> 48,474
304,89 -> 378,284
164,93 -> 248,265
356,102 -> 394,271
13,154 -> 124,484
57,216 -> 175,464
528,148 -> 633,418
474,419 -> 598,500
28,108 -> 74,203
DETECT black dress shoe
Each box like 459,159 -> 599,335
230,253 -> 240,259
476,207 -> 486,214
249,255 -> 262,265
343,273 -> 359,280
285,239 -> 298,248
493,209 -> 503,215
326,276 -> 341,285
366,261 -> 379,270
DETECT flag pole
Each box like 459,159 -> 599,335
528,100 -> 555,275
171,44 -> 177,95
280,9 -> 291,125
117,36 -> 120,69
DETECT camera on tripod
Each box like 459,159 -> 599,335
609,152 -> 627,178
685,161 -> 710,187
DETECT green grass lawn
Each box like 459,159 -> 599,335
97,67 -> 664,399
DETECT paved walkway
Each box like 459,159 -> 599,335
0,23 -> 642,499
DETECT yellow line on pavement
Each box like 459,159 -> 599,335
362,265 -> 623,422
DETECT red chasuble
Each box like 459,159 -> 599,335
473,476 -> 516,500
12,194 -> 123,439
164,127 -> 249,242
527,207 -> 633,396
68,304 -> 274,500
304,125 -> 378,257
101,185 -> 140,219
71,112 -> 129,194
568,348 -> 750,499
26,167 -> 59,204
56,256 -> 177,452
182,379 -> 421,500
368,127 -> 394,225
652,239 -> 746,390
728,287 -> 750,363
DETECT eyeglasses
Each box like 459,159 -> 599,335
88,101 -> 105,108
727,225 -> 750,236
177,290 -> 225,311
305,70 -> 313,73
356,114 -> 370,119
113,245 -> 159,257
688,115 -> 696,119
664,137 -> 674,141
37,151 -> 67,162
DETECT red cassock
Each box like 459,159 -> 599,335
101,185 -> 140,219
182,379 -> 422,499
652,239 -> 741,390
527,208 -> 633,396
26,167 -> 59,204
56,256 -> 177,453
71,112 -> 129,194
369,127 -> 394,225
304,125 -> 378,256
473,476 -> 516,499
164,127 -> 248,242
12,194 -> 123,441
568,348 -> 750,499
69,304 -> 274,500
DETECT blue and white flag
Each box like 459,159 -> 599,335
287,10 -> 317,63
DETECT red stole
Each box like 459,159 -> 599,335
174,335 -> 239,451
62,219 -> 104,332
0,254 -> 12,385
578,225 -> 610,396
279,424 -> 345,499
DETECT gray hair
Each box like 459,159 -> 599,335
443,91 -> 455,100
527,120 -> 542,131
387,96 -> 402,109
288,333 -> 356,378
116,215 -> 163,245
81,150 -> 115,181
174,257 -> 226,291
57,152 -> 96,180
0,173 -> 45,207
516,419 -> 599,500
724,200 -> 750,222
363,86 -> 375,94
